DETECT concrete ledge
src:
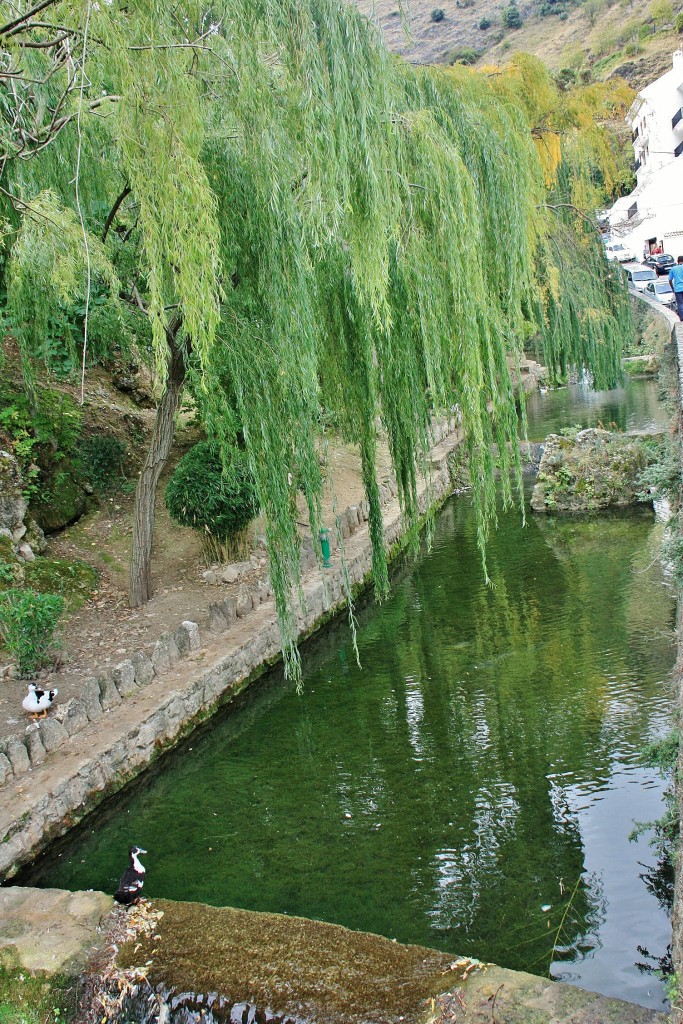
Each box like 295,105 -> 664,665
0,888 -> 665,1024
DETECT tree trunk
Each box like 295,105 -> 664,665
129,317 -> 185,607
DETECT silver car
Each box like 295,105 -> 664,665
625,266 -> 657,291
645,279 -> 676,308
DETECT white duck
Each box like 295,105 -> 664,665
22,684 -> 58,719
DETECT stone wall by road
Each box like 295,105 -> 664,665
670,318 -> 683,1023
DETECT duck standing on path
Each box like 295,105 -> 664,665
22,684 -> 58,719
114,845 -> 147,906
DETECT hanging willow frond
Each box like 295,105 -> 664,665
0,0 -> 632,680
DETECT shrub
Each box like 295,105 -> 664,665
676,10 -> 683,29
502,4 -> 523,27
447,46 -> 482,63
77,434 -> 127,493
0,589 -> 64,676
479,16 -> 492,27
556,67 -> 578,88
165,441 -> 259,559
431,7 -> 446,20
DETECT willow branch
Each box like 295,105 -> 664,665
0,0 -> 61,36
101,185 -> 132,242
539,202 -> 602,236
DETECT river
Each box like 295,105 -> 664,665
22,378 -> 676,1010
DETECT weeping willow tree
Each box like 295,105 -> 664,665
0,0 -> 632,678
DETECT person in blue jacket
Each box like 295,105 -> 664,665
669,256 -> 683,322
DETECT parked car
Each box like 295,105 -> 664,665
645,279 -> 676,307
625,266 -> 657,290
643,253 -> 675,275
604,241 -> 636,262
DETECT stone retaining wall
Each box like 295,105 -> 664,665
0,421 -> 462,878
670,317 -> 683,1023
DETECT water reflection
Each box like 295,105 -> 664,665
23,489 -> 675,1009
524,378 -> 669,441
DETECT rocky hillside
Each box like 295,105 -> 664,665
349,0 -> 681,87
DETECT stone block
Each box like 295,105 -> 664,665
38,717 -> 68,753
130,651 -> 155,687
135,721 -> 159,750
151,631 -> 180,673
98,670 -> 122,710
183,688 -> 204,717
175,621 -> 201,656
236,585 -> 252,618
220,596 -> 237,624
26,728 -> 46,765
207,602 -> 228,634
0,736 -> 30,775
163,695 -> 185,729
81,676 -> 103,720
55,698 -> 89,737
112,660 -> 137,696
0,752 -> 12,785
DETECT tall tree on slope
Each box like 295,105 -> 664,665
0,2 -> 631,676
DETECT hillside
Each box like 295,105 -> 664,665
349,0 -> 681,87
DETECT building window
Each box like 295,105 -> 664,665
676,140 -> 683,158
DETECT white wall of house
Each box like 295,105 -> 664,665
607,50 -> 683,258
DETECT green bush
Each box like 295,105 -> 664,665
77,434 -> 127,493
447,46 -> 482,64
675,10 -> 683,30
431,7 -> 445,20
479,16 -> 491,27
165,441 -> 259,556
0,589 -> 64,676
502,4 -> 523,27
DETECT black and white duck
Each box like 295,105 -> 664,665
114,845 -> 147,906
22,684 -> 58,719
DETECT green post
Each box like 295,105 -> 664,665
319,527 -> 333,567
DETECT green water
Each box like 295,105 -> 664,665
524,376 -> 669,440
23,380 -> 676,1010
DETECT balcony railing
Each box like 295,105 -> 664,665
673,107 -> 683,129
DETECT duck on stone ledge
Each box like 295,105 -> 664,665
114,845 -> 147,905
22,683 -> 58,719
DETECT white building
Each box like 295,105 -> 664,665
608,50 -> 683,258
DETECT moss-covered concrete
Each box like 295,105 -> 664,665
110,897 -> 667,1024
